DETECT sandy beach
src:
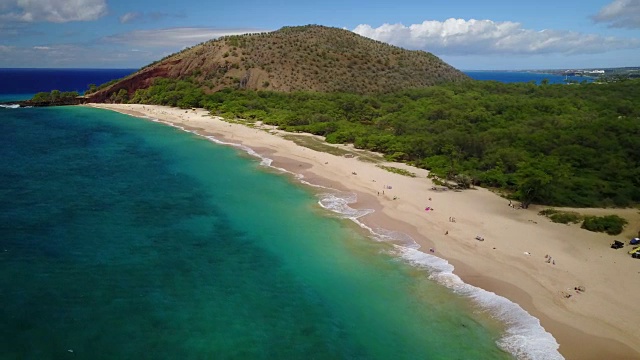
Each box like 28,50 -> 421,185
88,103 -> 640,359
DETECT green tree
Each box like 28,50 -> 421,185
50,89 -> 61,101
514,161 -> 552,208
32,92 -> 51,102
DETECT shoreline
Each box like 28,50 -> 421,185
87,103 -> 640,359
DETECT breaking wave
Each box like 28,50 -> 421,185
393,246 -> 563,360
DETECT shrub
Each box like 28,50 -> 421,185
538,209 -> 582,224
376,165 -> 416,177
549,212 -> 582,224
581,215 -> 628,235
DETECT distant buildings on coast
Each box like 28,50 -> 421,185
523,67 -> 640,80
562,69 -> 605,76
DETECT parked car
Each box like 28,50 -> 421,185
611,240 -> 624,249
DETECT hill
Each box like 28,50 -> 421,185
87,25 -> 468,101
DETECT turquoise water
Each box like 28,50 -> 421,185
1,106 -> 553,359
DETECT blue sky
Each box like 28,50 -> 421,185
0,0 -> 638,70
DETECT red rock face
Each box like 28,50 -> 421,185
88,65 -> 174,103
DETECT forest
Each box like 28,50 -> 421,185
118,78 -> 640,208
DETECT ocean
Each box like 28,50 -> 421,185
0,69 -> 562,359
0,68 -> 137,95
464,71 -> 593,84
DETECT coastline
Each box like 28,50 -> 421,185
87,103 -> 640,360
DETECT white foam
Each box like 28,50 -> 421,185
0,104 -> 20,109
317,192 -> 374,219
371,228 -> 421,249
393,246 -> 563,360
136,112 -> 562,360
204,135 -> 273,167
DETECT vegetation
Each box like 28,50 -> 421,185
129,78 -> 203,109
581,215 -> 628,235
377,165 -> 416,177
538,209 -> 583,224
32,90 -> 79,102
538,209 -> 627,234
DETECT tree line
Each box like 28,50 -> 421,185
108,78 -> 640,208
32,90 -> 80,102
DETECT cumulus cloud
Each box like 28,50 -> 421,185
102,27 -> 267,47
353,18 -> 640,55
592,0 -> 640,28
0,0 -> 107,23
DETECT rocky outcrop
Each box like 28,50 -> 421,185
87,65 -> 177,103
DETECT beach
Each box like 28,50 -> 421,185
88,103 -> 640,359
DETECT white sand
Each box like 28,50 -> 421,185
88,103 -> 640,359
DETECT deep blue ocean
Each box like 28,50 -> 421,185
0,68 -> 136,95
0,69 -> 563,359
464,71 -> 593,84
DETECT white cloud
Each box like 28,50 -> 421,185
592,0 -> 640,28
119,12 -> 140,24
33,45 -> 50,50
353,18 -> 640,55
102,27 -> 268,48
0,0 -> 107,23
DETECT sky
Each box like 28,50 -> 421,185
0,0 -> 639,70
